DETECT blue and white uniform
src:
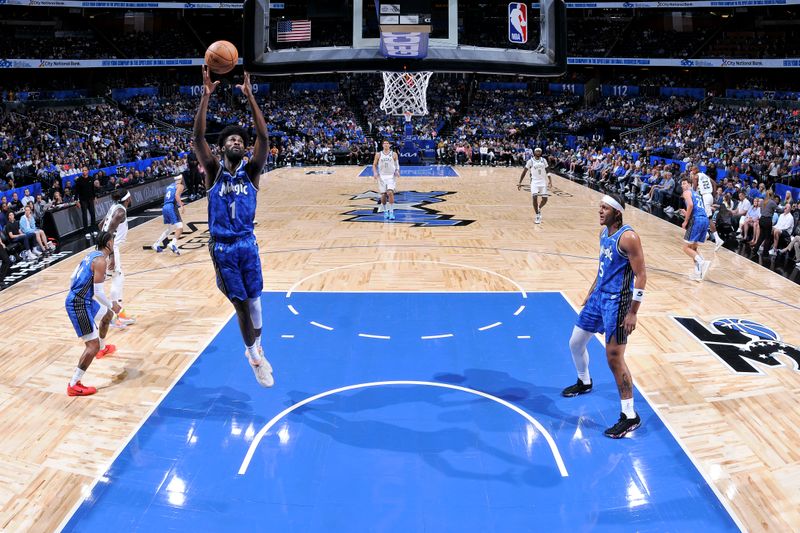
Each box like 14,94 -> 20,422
207,159 -> 262,301
684,190 -> 710,244
65,250 -> 107,340
577,224 -> 635,344
162,182 -> 182,226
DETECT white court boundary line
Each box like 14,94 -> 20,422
56,310 -> 237,533
558,291 -> 746,531
421,333 -> 454,340
238,380 -> 568,478
284,260 -> 528,339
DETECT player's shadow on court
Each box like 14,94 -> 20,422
285,387 -> 563,487
433,369 -> 608,433
153,376 -> 267,425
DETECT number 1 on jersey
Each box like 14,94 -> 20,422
229,200 -> 236,220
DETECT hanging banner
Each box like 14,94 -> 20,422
0,0 -> 250,8
568,57 -> 800,68
3,0 -> 799,8
2,57 -> 799,69
0,58 -> 242,68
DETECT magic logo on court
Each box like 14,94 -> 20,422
674,316 -> 800,374
342,191 -> 474,227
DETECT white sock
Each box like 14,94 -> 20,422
169,238 -> 178,248
389,203 -> 394,213
156,229 -> 170,246
70,368 -> 85,387
99,337 -> 106,350
245,343 -> 259,360
569,327 -> 593,385
694,255 -> 704,267
255,334 -> 262,348
713,232 -> 721,242
621,398 -> 636,419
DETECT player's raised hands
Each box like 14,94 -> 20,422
236,71 -> 253,98
202,65 -> 220,95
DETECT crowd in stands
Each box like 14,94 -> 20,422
0,31 -> 113,60
567,16 -> 629,57
108,30 -> 203,59
1,103 -> 189,184
547,143 -> 800,266
612,27 -> 711,58
3,70 -> 800,286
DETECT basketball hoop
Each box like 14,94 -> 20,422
380,71 -> 432,117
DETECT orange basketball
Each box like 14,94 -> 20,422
205,40 -> 238,75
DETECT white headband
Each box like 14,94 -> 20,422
602,195 -> 625,212
120,191 -> 131,202
174,175 -> 182,182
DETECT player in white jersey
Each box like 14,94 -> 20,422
101,189 -> 135,326
517,147 -> 552,224
372,140 -> 400,220
691,165 -> 723,250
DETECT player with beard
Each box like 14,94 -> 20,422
193,66 -> 273,388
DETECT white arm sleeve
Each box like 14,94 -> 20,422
93,283 -> 113,309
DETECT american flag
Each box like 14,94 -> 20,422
277,20 -> 311,42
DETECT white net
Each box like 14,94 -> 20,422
380,71 -> 433,116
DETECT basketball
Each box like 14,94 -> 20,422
204,40 -> 238,75
713,318 -> 779,341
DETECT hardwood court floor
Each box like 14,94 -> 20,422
0,165 -> 798,531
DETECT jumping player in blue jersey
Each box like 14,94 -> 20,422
193,66 -> 273,387
152,175 -> 185,255
561,193 -> 647,438
65,231 -> 121,396
680,176 -> 712,281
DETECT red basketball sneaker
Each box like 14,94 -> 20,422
96,344 -> 117,359
67,381 -> 97,396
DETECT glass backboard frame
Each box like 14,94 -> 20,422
243,0 -> 567,77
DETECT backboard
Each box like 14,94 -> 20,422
243,0 -> 567,77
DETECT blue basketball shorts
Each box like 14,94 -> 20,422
208,235 -> 263,302
576,290 -> 632,345
65,294 -> 106,340
684,216 -> 709,244
162,203 -> 181,226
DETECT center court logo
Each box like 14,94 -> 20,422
674,316 -> 800,374
342,191 -> 474,227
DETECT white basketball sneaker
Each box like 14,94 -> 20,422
247,349 -> 274,387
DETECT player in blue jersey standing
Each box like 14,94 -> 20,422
65,231 -> 121,396
152,175 -> 185,255
561,193 -> 647,438
193,66 -> 273,387
680,176 -> 712,281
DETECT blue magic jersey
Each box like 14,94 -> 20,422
208,159 -> 257,240
689,190 -> 709,221
164,183 -> 177,206
596,224 -> 634,294
68,250 -> 103,300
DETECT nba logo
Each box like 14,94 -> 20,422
508,2 -> 528,44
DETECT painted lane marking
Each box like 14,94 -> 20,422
238,380 -> 569,478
